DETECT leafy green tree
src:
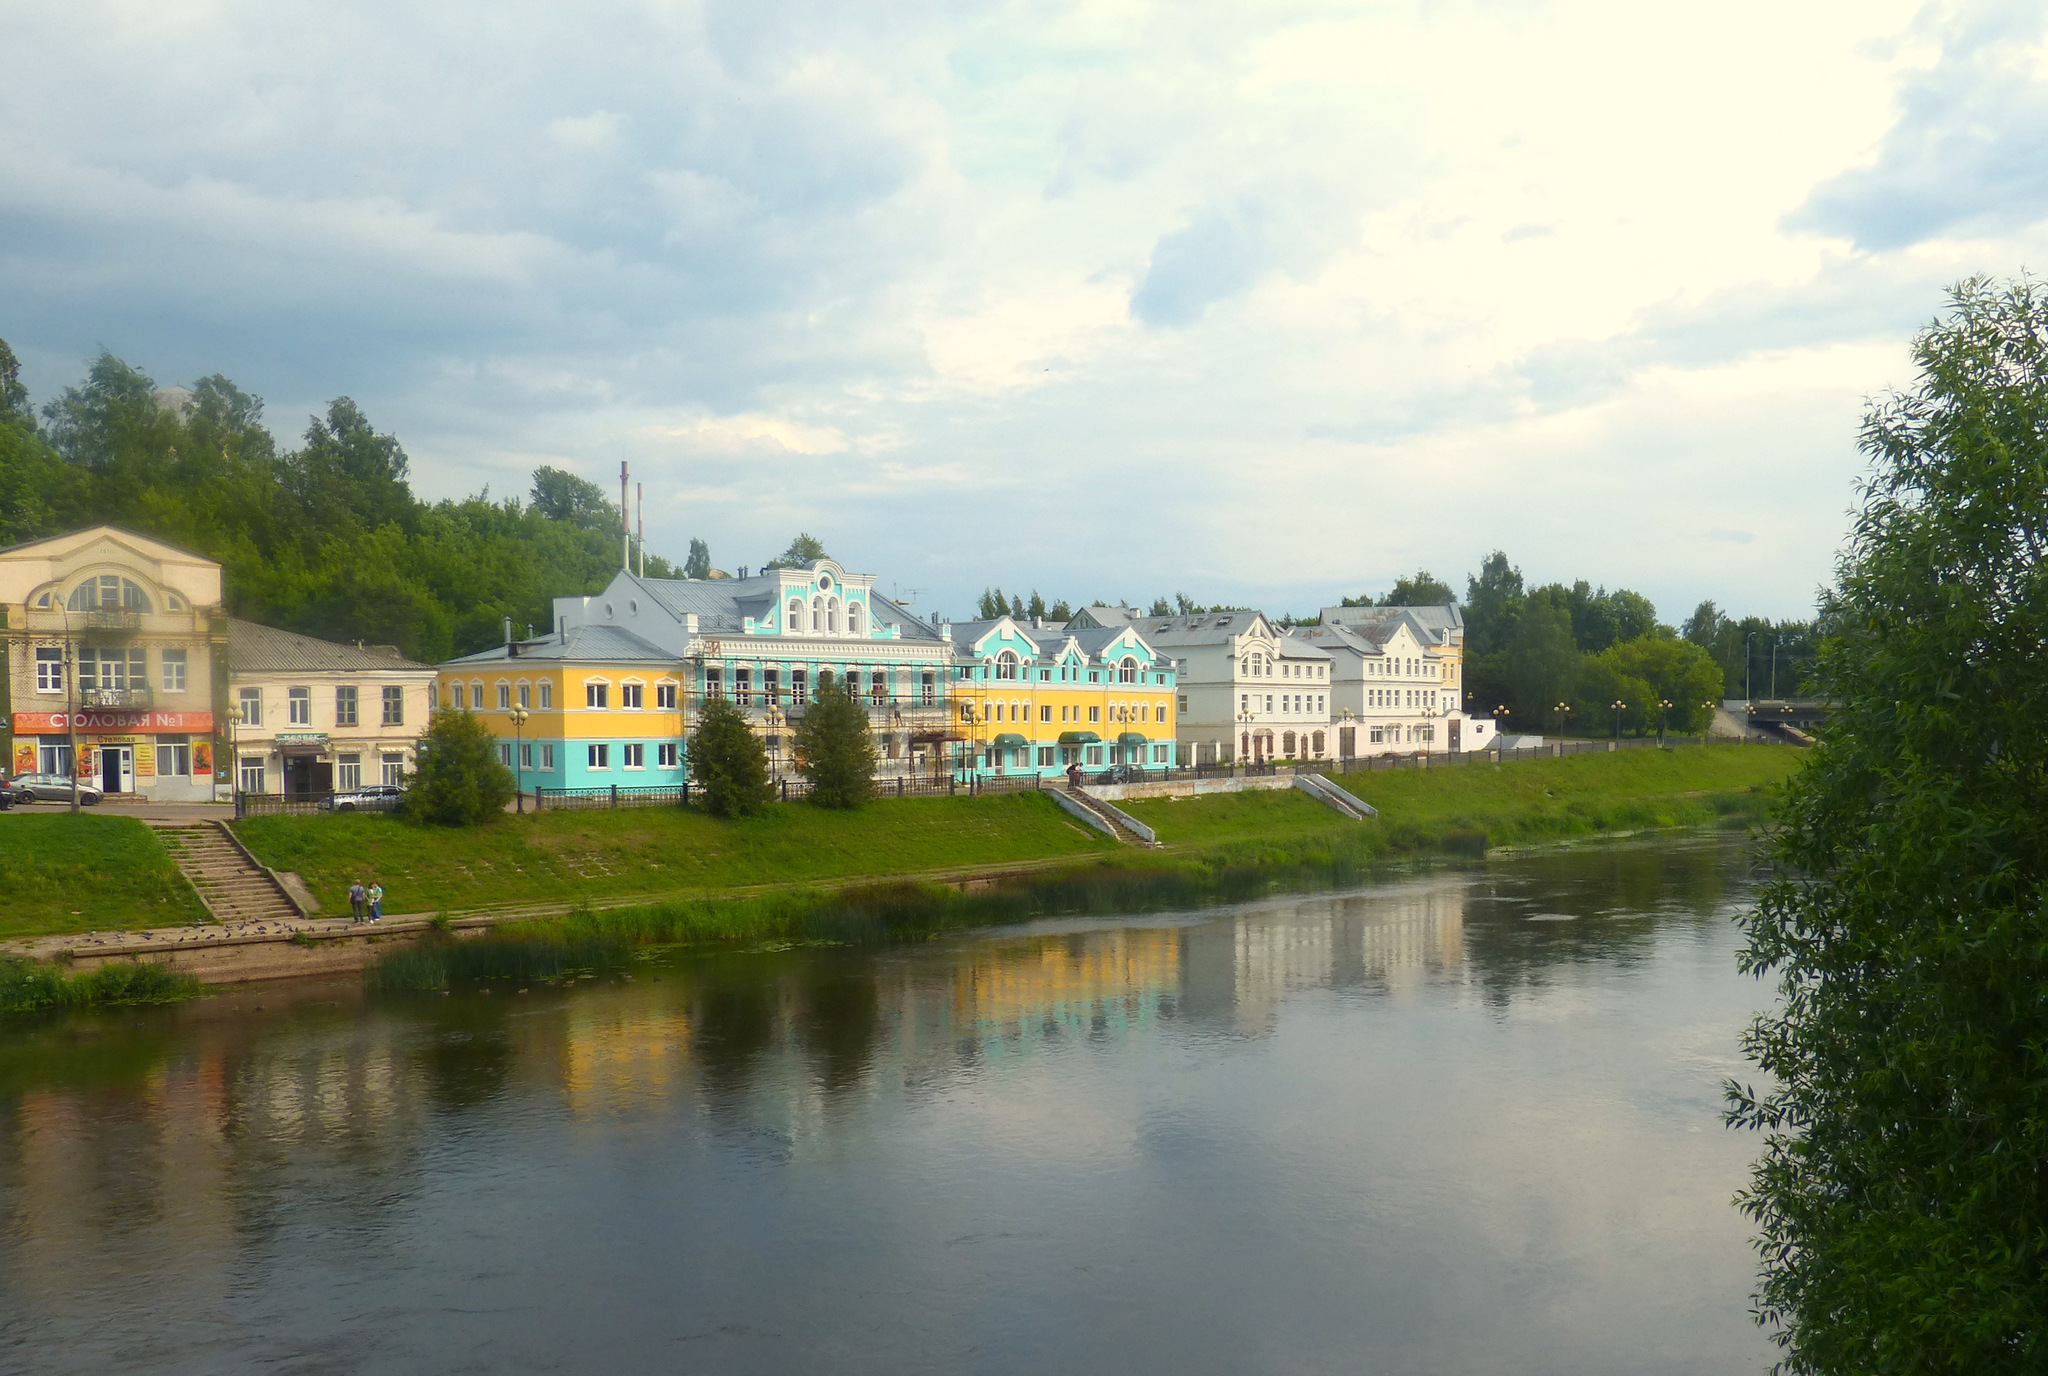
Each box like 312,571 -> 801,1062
1148,596 -> 1172,615
1682,598 -> 1726,651
685,537 -> 713,578
401,710 -> 515,826
0,338 -> 29,420
767,532 -> 828,568
1729,277 -> 2048,1372
1463,550 -> 1525,658
794,670 -> 876,808
690,695 -> 772,817
1378,570 -> 1455,605
1026,589 -> 1046,620
977,587 -> 1007,619
1504,593 -> 1579,731
530,466 -> 618,530
1048,598 -> 1073,622
1576,636 -> 1721,734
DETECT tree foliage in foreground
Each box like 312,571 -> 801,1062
690,695 -> 772,817
794,670 -> 876,809
401,710 -> 516,827
1728,277 -> 2048,1372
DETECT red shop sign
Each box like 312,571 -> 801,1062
10,711 -> 216,735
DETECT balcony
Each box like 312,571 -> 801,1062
79,610 -> 143,633
82,687 -> 153,709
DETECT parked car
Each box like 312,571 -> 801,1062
318,784 -> 405,814
1092,765 -> 1142,784
0,777 -> 13,810
9,774 -> 104,805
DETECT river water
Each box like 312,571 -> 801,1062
1,833 -> 1775,1375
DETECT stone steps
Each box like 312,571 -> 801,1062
153,822 -> 302,925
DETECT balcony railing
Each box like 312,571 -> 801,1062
81,687 -> 153,709
79,610 -> 143,632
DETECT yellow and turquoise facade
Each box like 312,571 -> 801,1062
436,624 -> 685,796
949,618 -> 1177,780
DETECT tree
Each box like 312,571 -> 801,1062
1026,589 -> 1046,620
1378,570 -> 1455,606
1048,598 -> 1073,622
1504,593 -> 1578,730
1682,599 -> 1726,650
1577,636 -> 1721,734
401,710 -> 516,826
530,466 -> 617,530
1010,593 -> 1025,618
794,670 -> 876,808
767,533 -> 828,568
1463,550 -> 1525,658
691,695 -> 773,817
0,338 -> 28,420
1729,277 -> 2048,1372
684,537 -> 713,579
1148,596 -> 1172,616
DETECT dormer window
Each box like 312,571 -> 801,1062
66,575 -> 152,613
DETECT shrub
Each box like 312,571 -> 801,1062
795,669 -> 876,809
691,695 -> 773,817
400,709 -> 515,827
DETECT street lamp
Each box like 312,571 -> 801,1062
1610,698 -> 1627,742
1700,701 -> 1716,746
508,704 -> 529,812
1236,710 -> 1253,773
1554,701 -> 1572,741
1744,630 -> 1759,709
61,602 -> 80,815
1657,698 -> 1673,748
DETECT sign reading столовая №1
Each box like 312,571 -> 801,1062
9,711 -> 216,734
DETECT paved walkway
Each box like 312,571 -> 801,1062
1,799 -> 235,821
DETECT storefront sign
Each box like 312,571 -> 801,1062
9,711 -> 215,735
275,731 -> 328,745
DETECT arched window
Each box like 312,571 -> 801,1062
1283,731 -> 1297,755
1119,657 -> 1137,683
788,598 -> 803,629
67,575 -> 152,613
1312,731 -> 1326,754
849,602 -> 864,635
828,596 -> 841,633
811,597 -> 823,631
996,651 -> 1019,681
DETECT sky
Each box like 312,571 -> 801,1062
4,0 -> 2046,622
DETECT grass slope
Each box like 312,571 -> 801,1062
1124,746 -> 1799,850
235,791 -> 1117,914
0,815 -> 207,938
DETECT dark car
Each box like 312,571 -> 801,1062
9,773 -> 104,805
1092,765 -> 1142,784
318,784 -> 405,814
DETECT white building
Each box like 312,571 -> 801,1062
227,620 -> 436,798
1070,607 -> 1335,763
1301,605 -> 1494,755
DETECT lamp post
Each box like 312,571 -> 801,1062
764,702 -> 785,782
508,704 -> 529,812
1554,701 -> 1572,751
1610,698 -> 1626,743
62,603 -> 80,815
1236,710 -> 1253,774
1700,701 -> 1716,746
1657,698 -> 1673,748
1744,630 -> 1759,709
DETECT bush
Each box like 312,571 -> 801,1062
795,669 -> 876,809
0,957 -> 200,1013
1729,277 -> 2048,1371
690,695 -> 772,817
400,709 -> 516,827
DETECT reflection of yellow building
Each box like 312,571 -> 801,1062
952,928 -> 1182,1034
560,1000 -> 692,1115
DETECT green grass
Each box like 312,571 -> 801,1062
1124,746 -> 1799,852
237,791 -> 1117,915
0,815 -> 209,938
0,957 -> 201,1014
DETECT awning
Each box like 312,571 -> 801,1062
991,733 -> 1030,748
1116,732 -> 1149,746
1057,731 -> 1100,744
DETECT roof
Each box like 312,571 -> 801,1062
623,568 -> 944,642
1111,610 -> 1273,648
1067,605 -> 1142,630
438,622 -> 673,667
227,619 -> 433,674
0,523 -> 217,565
1321,602 -> 1462,644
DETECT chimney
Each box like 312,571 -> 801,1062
504,615 -> 516,656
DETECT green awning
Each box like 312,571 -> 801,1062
991,733 -> 1030,748
1116,732 -> 1149,746
1057,731 -> 1100,745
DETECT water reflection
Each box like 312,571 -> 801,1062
0,832 -> 1766,1375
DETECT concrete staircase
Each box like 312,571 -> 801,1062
1054,788 -> 1161,847
153,821 -> 304,925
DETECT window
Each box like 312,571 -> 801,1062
470,682 -> 484,710
239,688 -> 263,726
498,743 -> 513,767
1088,706 -> 1101,723
656,682 -> 677,709
239,757 -> 267,793
996,651 -> 1019,681
657,742 -> 679,769
960,702 -> 975,723
337,754 -> 362,790
67,575 -> 152,612
38,742 -> 73,776
1037,747 -> 1055,766
588,743 -> 610,770
158,737 -> 191,778
538,681 -> 552,709
1085,745 -> 1104,765
161,649 -> 187,693
1040,705 -> 1052,722
793,669 -> 808,705
517,681 -> 530,708
849,603 -> 864,635
586,681 -> 609,709
788,599 -> 803,629
921,672 -> 936,705
383,685 -> 405,725
705,667 -> 723,699
381,753 -> 404,786
620,682 -> 643,709
622,743 -> 645,769
288,687 -> 312,725
1152,744 -> 1169,763
540,744 -> 555,771
337,685 -> 359,726
1240,694 -> 1249,712
1178,694 -> 1188,713
1265,696 -> 1273,712
497,682 -> 511,710
519,743 -> 533,770
35,648 -> 63,693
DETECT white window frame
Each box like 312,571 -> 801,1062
160,648 -> 187,693
585,680 -> 609,709
35,648 -> 64,693
337,754 -> 362,791
288,686 -> 312,726
622,742 -> 645,769
657,741 -> 679,769
587,743 -> 610,770
656,680 -> 678,709
239,688 -> 263,727
538,680 -> 553,709
381,752 -> 405,787
619,680 -> 644,709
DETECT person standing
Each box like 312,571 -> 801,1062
367,881 -> 384,922
348,880 -> 367,924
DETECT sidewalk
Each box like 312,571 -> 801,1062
0,799 -> 235,822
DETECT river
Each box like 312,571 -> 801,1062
0,832 -> 1775,1374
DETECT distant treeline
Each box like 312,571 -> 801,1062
0,343 -> 701,661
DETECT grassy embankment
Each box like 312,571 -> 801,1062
0,814 -> 209,939
359,747 -> 1799,991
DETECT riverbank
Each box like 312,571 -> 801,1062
0,747 -> 1799,989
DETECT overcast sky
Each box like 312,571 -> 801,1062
4,0 -> 2044,621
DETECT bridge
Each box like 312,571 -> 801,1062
1745,699 -> 1830,733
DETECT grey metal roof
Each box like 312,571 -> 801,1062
228,619 -> 433,674
1119,611 -> 1271,647
438,622 -> 673,667
624,570 -> 944,641
1322,603 -> 1462,643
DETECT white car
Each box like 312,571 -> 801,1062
8,774 -> 104,805
319,784 -> 405,813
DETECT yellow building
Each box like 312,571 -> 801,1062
948,618 -> 1177,779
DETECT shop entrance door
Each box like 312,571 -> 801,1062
1449,719 -> 1461,751
99,746 -> 132,795
283,756 -> 334,798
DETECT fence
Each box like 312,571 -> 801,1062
236,791 -> 364,818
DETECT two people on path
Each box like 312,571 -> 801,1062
348,880 -> 386,923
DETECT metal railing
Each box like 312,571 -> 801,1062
82,686 -> 153,708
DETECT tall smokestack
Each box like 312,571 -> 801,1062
636,482 -> 645,578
